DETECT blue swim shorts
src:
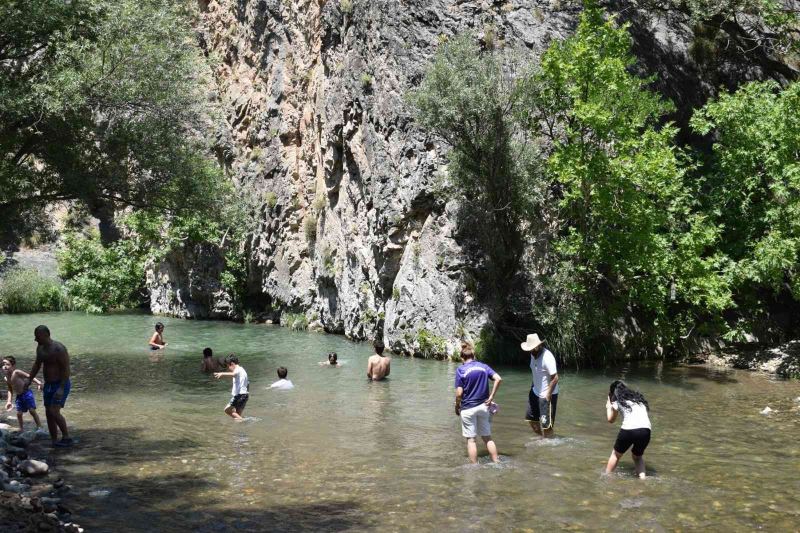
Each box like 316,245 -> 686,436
15,389 -> 37,413
43,379 -> 71,408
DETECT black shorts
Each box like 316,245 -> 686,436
526,390 -> 558,429
228,394 -> 249,410
614,428 -> 651,456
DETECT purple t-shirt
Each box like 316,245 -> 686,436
454,360 -> 496,409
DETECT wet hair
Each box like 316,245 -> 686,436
609,380 -> 649,412
374,340 -> 385,355
34,325 -> 50,336
2,355 -> 16,367
155,322 -> 164,331
460,341 -> 475,360
225,354 -> 239,366
203,347 -> 213,358
327,352 -> 338,363
277,367 -> 288,379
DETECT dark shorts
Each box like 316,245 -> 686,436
43,379 -> 71,408
526,390 -> 558,429
614,428 -> 651,456
228,394 -> 249,410
15,389 -> 37,413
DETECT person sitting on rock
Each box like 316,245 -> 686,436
3,356 -> 43,431
269,367 -> 295,390
201,347 -> 224,373
366,341 -> 391,381
148,322 -> 167,351
319,352 -> 340,366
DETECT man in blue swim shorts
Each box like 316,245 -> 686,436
26,326 -> 73,447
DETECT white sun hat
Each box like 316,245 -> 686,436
520,333 -> 545,352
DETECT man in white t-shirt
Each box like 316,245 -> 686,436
521,333 -> 559,438
214,354 -> 249,420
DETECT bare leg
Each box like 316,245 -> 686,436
235,406 -> 246,417
16,412 -> 24,431
465,437 -> 478,463
633,454 -> 646,479
482,435 -> 499,463
44,406 -> 59,443
224,405 -> 243,420
528,421 -> 542,435
605,450 -> 622,474
49,405 -> 69,440
30,409 -> 42,429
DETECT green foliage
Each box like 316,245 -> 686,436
392,286 -> 401,301
304,214 -> 318,241
360,73 -> 373,89
340,0 -> 353,15
264,192 -> 278,209
0,0 -> 221,239
313,194 -> 326,213
284,313 -> 308,331
0,268 -> 69,313
691,81 -> 800,298
58,230 -> 149,313
417,328 -> 448,359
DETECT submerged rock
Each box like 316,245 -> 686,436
760,406 -> 774,415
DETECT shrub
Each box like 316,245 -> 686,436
0,268 -> 69,313
313,193 -> 326,213
340,0 -> 353,15
264,191 -> 278,209
360,72 -> 373,89
392,286 -> 401,301
303,214 -> 317,241
284,312 -> 308,331
417,328 -> 448,359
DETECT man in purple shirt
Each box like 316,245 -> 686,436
454,342 -> 502,464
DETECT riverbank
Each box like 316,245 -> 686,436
0,417 -> 83,532
691,340 -> 800,378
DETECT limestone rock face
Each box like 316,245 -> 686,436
146,0 -> 796,355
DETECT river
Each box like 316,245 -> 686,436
0,312 -> 798,531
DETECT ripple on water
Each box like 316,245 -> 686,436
524,436 -> 583,448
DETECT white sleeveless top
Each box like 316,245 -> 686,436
612,400 -> 651,430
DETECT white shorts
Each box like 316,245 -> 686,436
460,403 -> 492,438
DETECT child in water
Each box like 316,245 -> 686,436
269,367 -> 294,390
605,380 -> 652,479
214,354 -> 249,421
149,322 -> 167,350
2,356 -> 43,431
201,347 -> 224,373
318,352 -> 339,366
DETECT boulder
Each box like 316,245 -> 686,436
19,459 -> 49,476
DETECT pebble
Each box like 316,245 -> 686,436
19,459 -> 50,476
760,406 -> 774,415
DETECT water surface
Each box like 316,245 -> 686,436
1,313 -> 798,531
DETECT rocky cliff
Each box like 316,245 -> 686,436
147,0 -> 796,356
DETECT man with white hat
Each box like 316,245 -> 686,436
521,333 -> 559,438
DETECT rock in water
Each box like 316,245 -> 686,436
760,406 -> 774,415
19,459 -> 49,476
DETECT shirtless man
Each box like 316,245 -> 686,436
25,325 -> 73,447
366,340 -> 391,381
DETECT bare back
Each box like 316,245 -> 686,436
36,340 -> 70,383
367,354 -> 391,381
6,370 -> 31,395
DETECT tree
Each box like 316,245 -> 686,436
0,0 -> 220,243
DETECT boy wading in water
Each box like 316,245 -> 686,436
27,325 -> 73,447
522,333 -> 559,438
214,355 -> 249,420
454,342 -> 502,464
3,356 -> 43,431
605,380 -> 652,479
149,322 -> 167,350
366,341 -> 391,381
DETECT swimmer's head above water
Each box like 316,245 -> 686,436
327,352 -> 338,365
203,347 -> 213,358
277,366 -> 288,379
155,322 -> 164,332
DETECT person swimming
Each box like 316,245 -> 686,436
319,352 -> 339,366
148,323 -> 167,351
201,347 -> 224,373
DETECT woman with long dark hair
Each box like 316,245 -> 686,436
605,380 -> 651,479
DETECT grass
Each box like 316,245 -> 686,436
284,312 -> 309,331
304,214 -> 317,241
0,268 -> 70,313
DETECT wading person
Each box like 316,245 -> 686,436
3,356 -> 43,431
522,333 -> 559,438
605,380 -> 651,479
26,326 -> 73,447
201,347 -> 224,373
454,342 -> 502,464
214,354 -> 249,421
149,322 -> 167,350
366,340 -> 391,381
269,367 -> 294,390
